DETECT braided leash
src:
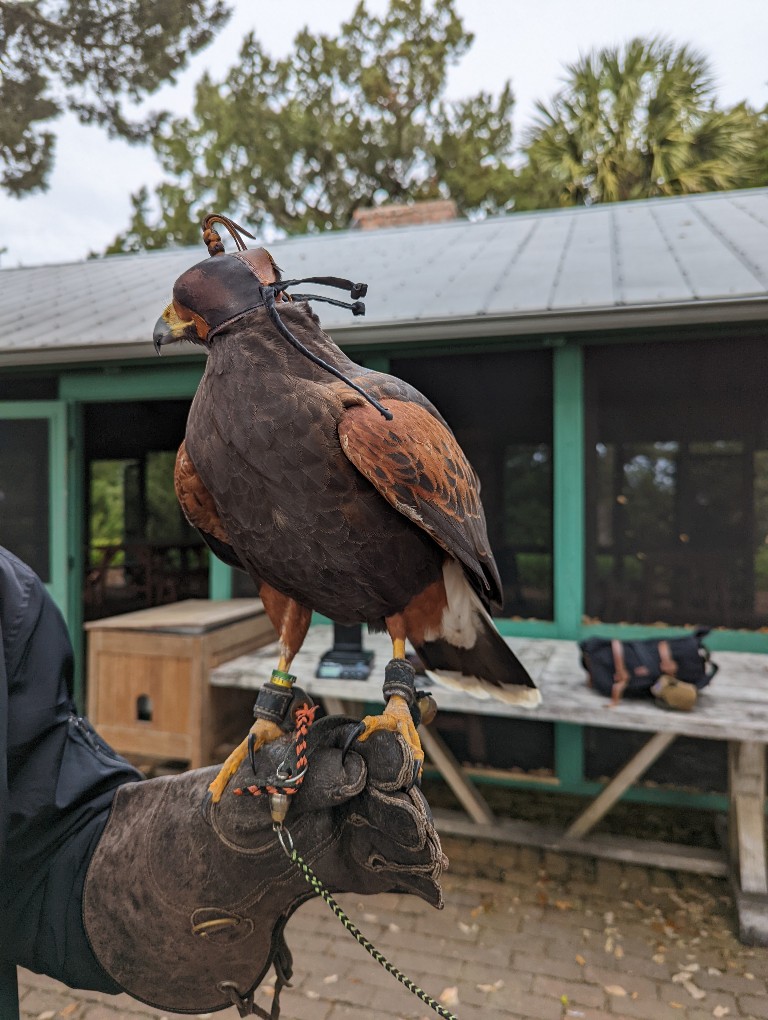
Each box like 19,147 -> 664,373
233,703 -> 318,800
275,823 -> 459,1020
234,699 -> 458,1018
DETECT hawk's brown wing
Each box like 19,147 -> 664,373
338,400 -> 503,608
174,440 -> 246,571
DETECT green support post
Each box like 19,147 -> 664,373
66,400 -> 86,709
209,556 -> 233,600
552,342 -> 585,639
554,721 -> 585,788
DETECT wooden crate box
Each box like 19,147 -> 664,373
86,599 -> 275,768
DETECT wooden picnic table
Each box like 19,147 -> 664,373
211,627 -> 768,945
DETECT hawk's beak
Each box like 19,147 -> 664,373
153,303 -> 202,354
153,315 -> 174,354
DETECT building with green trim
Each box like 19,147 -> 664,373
2,188 -> 767,721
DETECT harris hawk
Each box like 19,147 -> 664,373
154,215 -> 539,801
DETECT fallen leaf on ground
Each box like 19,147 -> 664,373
652,953 -> 666,964
458,921 -> 479,934
713,1007 -> 730,1018
614,945 -> 624,959
476,980 -> 503,993
322,974 -> 338,984
439,986 -> 459,1007
681,979 -> 706,1000
604,984 -> 627,997
575,954 -> 586,966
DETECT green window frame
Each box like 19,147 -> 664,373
0,400 -> 69,617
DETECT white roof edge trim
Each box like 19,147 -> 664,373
0,297 -> 766,368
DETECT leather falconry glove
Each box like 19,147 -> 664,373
83,716 -> 447,1016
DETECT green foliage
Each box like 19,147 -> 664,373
0,0 -> 230,195
145,450 -> 190,542
89,460 -> 126,554
106,20 -> 768,251
107,0 -> 517,251
503,445 -> 551,549
89,454 -> 196,559
737,103 -> 768,189
514,37 -> 760,208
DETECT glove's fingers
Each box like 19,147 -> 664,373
291,747 -> 367,811
347,729 -> 416,791
350,783 -> 433,850
226,744 -> 367,816
338,781 -> 447,908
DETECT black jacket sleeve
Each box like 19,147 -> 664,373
0,546 -> 141,987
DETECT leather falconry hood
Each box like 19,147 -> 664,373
153,214 -> 393,420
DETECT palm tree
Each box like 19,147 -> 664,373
514,37 -> 758,209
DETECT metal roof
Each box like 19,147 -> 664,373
1,188 -> 767,367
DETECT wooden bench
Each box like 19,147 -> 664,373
210,627 -> 768,945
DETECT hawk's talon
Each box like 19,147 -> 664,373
353,694 -> 425,786
200,790 -> 214,824
341,721 -> 367,763
208,718 -> 283,803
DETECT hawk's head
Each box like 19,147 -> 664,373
153,212 -> 385,415
153,242 -> 283,353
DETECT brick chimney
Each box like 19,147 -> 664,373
351,199 -> 458,230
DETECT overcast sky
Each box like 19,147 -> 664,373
1,0 -> 766,268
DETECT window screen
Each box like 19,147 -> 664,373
0,418 -> 50,580
390,348 -> 554,619
585,336 -> 768,629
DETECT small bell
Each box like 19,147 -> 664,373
417,693 -> 438,726
269,791 -> 290,825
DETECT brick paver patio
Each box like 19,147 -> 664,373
16,834 -> 768,1020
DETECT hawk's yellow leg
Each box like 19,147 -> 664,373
354,638 -> 425,775
207,653 -> 292,803
207,718 -> 283,803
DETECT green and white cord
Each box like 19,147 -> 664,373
275,824 -> 459,1020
